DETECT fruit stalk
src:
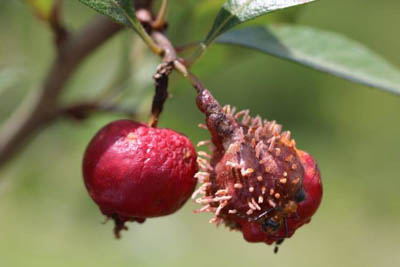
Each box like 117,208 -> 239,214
150,62 -> 173,127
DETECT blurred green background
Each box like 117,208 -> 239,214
1,0 -> 400,266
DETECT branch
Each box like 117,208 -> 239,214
61,102 -> 137,120
49,0 -> 69,48
152,0 -> 168,30
152,31 -> 177,62
149,29 -> 232,145
0,17 -> 123,169
149,62 -> 173,127
147,31 -> 177,126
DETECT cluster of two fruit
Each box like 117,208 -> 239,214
83,108 -> 322,248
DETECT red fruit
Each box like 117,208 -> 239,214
83,120 -> 198,237
193,88 -> 323,249
240,150 -> 322,245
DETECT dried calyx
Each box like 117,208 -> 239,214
193,87 -> 322,249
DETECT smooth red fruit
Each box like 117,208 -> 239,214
83,120 -> 197,237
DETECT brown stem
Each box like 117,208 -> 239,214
175,42 -> 199,53
61,102 -> 137,120
152,0 -> 168,30
151,31 -> 177,62
188,72 -> 235,145
147,31 -> 179,126
0,17 -> 123,169
49,0 -> 69,49
150,62 -> 173,127
150,30 -> 233,140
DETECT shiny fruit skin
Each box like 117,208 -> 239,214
83,120 -> 197,234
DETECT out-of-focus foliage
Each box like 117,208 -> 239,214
204,0 -> 315,45
78,0 -> 137,28
26,0 -> 55,21
217,24 -> 400,95
78,0 -> 162,54
0,1 -> 400,267
0,68 -> 21,96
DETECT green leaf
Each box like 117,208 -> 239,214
205,0 -> 316,46
216,24 -> 400,95
26,0 -> 55,21
78,0 -> 137,28
78,0 -> 162,54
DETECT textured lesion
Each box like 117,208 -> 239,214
193,105 -> 305,233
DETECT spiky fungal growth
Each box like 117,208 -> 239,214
193,87 -> 322,250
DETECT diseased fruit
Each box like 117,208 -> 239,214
83,120 -> 198,237
240,150 -> 322,247
193,88 -> 323,250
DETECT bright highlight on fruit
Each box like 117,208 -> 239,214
82,120 -> 198,238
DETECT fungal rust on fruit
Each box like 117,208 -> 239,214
193,84 -> 323,248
